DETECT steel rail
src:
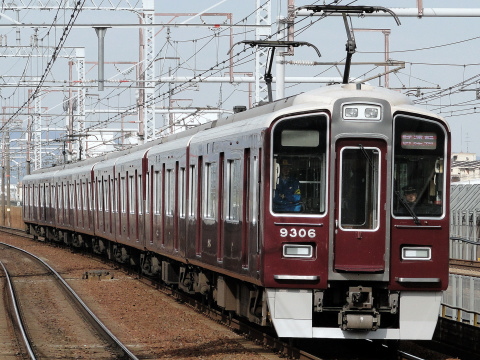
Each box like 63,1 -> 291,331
398,350 -> 427,360
0,242 -> 140,360
449,258 -> 480,271
0,260 -> 37,360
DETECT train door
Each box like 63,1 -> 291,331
334,139 -> 387,272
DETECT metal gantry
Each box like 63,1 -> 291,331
254,0 -> 272,105
142,0 -> 155,143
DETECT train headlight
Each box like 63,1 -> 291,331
283,244 -> 313,258
401,247 -> 431,260
364,107 -> 379,119
342,104 -> 381,121
344,107 -> 359,118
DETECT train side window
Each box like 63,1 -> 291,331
63,183 -> 68,210
40,184 -> 45,209
271,114 -> 328,215
76,182 -> 81,210
154,171 -> 161,215
252,154 -> 260,226
204,162 -> 217,219
165,169 -> 174,216
50,184 -> 54,210
70,183 -> 74,210
98,179 -> 103,211
88,180 -> 93,211
23,185 -> 27,208
226,159 -> 241,222
111,178 -> 116,213
33,184 -> 37,207
105,178 -> 110,212
120,176 -> 126,213
393,116 -> 446,218
179,167 -> 186,218
145,171 -> 150,214
129,174 -> 135,214
80,181 -> 85,211
64,183 -> 68,221
189,165 -> 197,218
57,184 -> 62,210
137,173 -> 142,215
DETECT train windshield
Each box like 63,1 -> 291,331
393,115 -> 446,218
271,114 -> 327,214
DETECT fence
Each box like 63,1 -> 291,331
442,274 -> 480,327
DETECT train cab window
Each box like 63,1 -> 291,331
393,116 -> 446,218
271,114 -> 327,214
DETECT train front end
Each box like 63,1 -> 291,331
262,84 -> 450,340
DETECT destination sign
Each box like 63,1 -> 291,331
401,132 -> 437,150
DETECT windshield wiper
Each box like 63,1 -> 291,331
395,190 -> 420,225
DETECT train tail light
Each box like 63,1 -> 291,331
283,244 -> 313,258
401,246 -> 431,260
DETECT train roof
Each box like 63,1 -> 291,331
25,84 -> 447,178
213,83 -> 446,129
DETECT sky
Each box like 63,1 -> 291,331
1,0 -> 480,179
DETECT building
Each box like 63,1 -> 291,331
451,152 -> 480,182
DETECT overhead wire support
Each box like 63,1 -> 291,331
296,5 -> 401,84
230,40 -> 321,102
295,5 -> 401,26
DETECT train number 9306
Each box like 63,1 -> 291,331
279,228 -> 316,238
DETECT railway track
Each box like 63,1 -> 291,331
449,258 -> 480,273
0,241 -> 139,360
0,226 -> 465,360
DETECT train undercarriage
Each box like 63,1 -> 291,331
27,224 -> 269,327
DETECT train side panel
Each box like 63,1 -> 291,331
188,123 -> 266,283
93,158 -> 117,243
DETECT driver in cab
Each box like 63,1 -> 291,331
273,158 -> 302,212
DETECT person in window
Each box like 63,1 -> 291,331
403,186 -> 417,206
273,158 -> 302,212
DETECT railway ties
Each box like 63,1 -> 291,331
0,242 -> 139,360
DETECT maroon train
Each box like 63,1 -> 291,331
23,83 -> 450,340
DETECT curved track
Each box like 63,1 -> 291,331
0,241 -> 138,360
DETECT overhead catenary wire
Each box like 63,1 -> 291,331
2,0 -> 86,133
